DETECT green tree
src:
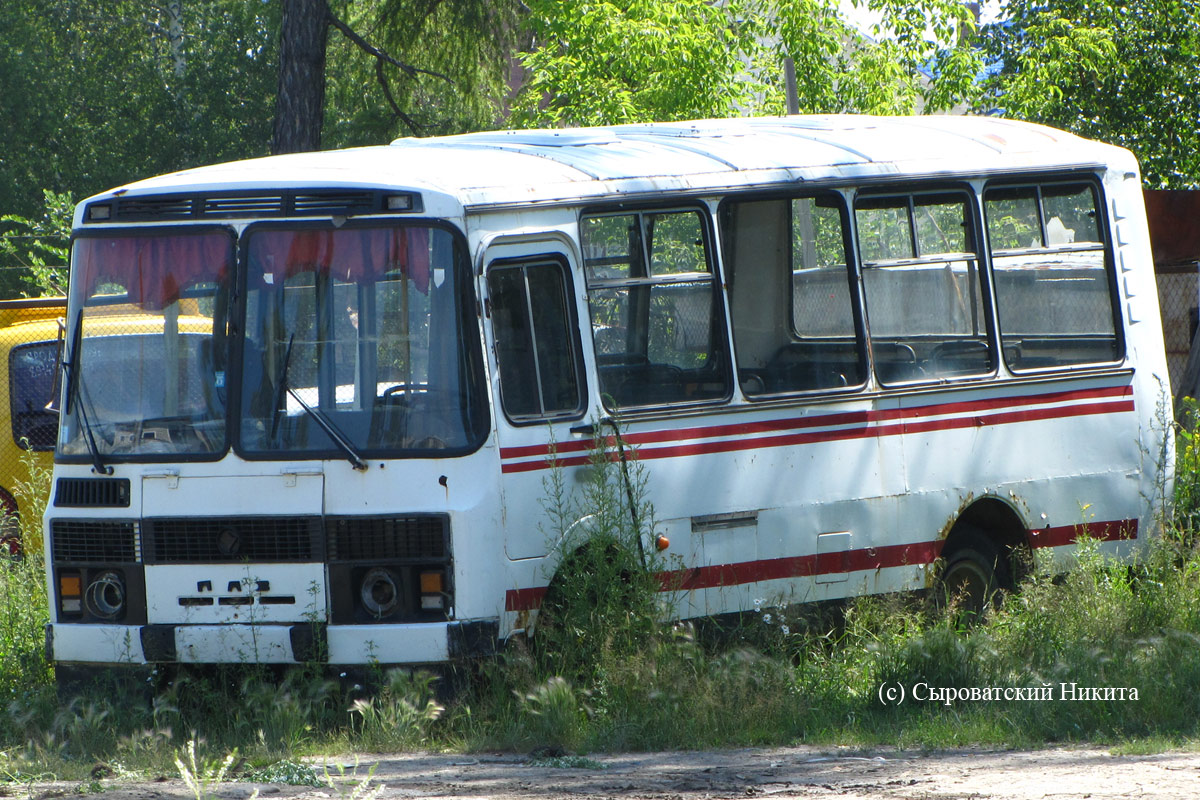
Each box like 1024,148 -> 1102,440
772,0 -> 983,114
511,0 -> 985,128
511,0 -> 761,127
323,0 -> 521,145
273,0 -> 520,153
979,0 -> 1200,188
0,1 -> 277,218
0,190 -> 73,298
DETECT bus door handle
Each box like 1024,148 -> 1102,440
280,465 -> 323,487
570,417 -> 618,438
142,468 -> 180,489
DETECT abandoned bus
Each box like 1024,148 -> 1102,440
45,116 -> 1171,674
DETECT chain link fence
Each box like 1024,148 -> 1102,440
1157,263 -> 1199,398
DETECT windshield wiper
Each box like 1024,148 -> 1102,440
62,316 -> 112,476
270,333 -> 368,471
269,334 -> 296,442
284,386 -> 368,471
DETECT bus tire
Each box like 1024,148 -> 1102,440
936,530 -> 1010,621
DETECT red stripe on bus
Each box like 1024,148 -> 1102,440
502,518 -> 1139,611
505,586 -> 548,612
500,395 -> 1135,473
660,539 -> 944,592
499,384 -> 1132,461
1031,518 -> 1138,548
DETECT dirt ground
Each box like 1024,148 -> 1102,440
17,745 -> 1200,800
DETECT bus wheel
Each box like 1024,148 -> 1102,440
936,531 -> 1009,622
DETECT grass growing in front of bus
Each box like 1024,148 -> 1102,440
0,446 -> 55,749
461,407 -> 1200,753
467,529 -> 1200,753
9,416 -> 1200,784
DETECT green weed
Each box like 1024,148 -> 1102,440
244,759 -> 325,787
322,761 -> 386,800
347,669 -> 444,750
0,553 -> 52,717
174,738 -> 241,800
530,422 -> 664,686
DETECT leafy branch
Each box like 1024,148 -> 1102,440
0,189 -> 73,298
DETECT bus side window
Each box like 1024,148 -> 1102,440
856,192 -> 993,383
984,183 -> 1120,370
723,195 -> 865,396
488,260 -> 584,422
581,209 -> 729,409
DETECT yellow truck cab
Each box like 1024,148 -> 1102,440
0,297 -> 66,555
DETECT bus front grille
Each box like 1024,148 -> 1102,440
326,515 -> 448,562
143,517 -> 322,563
52,520 -> 139,563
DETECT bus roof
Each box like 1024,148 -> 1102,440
79,116 -> 1134,220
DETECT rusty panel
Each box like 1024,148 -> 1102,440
1145,189 -> 1200,268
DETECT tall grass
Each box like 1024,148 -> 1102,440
4,415 -> 1200,783
0,554 -> 52,705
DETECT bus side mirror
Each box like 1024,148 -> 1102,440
44,316 -> 65,413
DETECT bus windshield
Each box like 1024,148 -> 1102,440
238,223 -> 486,458
60,231 -> 232,459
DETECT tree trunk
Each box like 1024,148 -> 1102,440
167,1 -> 185,81
272,0 -> 330,154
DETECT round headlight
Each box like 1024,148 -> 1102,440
85,571 -> 126,620
360,567 -> 401,618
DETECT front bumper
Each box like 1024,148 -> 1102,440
47,619 -> 499,666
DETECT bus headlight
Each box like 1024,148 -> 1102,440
360,567 -> 401,618
84,571 -> 126,620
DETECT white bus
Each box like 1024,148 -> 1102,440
45,115 -> 1171,674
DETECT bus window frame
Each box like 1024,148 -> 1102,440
981,175 -> 1126,374
486,254 -> 588,426
717,188 -> 870,401
231,217 -> 490,463
852,183 -> 1000,387
61,225 -> 236,465
579,201 -> 734,412
9,339 -> 61,452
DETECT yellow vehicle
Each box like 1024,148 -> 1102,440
0,297 -> 66,556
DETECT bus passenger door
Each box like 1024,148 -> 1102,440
483,237 -> 595,562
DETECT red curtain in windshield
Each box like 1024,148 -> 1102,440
76,233 -> 231,309
250,227 -> 431,291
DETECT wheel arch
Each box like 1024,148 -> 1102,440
943,495 -> 1033,587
